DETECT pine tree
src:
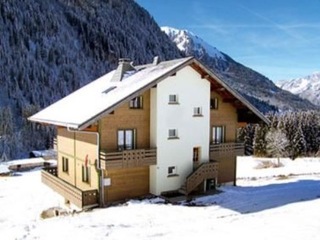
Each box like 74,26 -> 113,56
291,123 -> 306,159
253,124 -> 268,157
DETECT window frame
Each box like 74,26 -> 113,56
117,129 -> 136,151
129,96 -> 143,109
193,107 -> 203,116
62,156 -> 69,173
210,98 -> 219,110
168,129 -> 178,139
167,166 -> 178,177
168,94 -> 179,104
212,126 -> 225,144
82,165 -> 90,183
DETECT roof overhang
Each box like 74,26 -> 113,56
190,58 -> 270,125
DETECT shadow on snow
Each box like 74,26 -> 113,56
188,179 -> 320,214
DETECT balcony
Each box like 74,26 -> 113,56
210,142 -> 244,156
99,148 -> 157,170
41,166 -> 99,209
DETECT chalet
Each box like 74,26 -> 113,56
29,56 -> 269,209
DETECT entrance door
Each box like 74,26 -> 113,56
193,147 -> 201,169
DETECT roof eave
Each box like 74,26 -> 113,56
191,58 -> 270,125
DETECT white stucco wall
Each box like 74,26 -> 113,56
150,66 -> 211,195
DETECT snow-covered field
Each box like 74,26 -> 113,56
1,157 -> 320,240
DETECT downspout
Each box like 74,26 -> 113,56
67,125 -> 104,208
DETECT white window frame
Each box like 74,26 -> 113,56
168,129 -> 178,139
168,166 -> 178,176
169,94 -> 178,104
193,107 -> 202,116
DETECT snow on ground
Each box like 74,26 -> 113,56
1,157 -> 320,240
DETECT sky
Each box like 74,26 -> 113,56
135,0 -> 320,82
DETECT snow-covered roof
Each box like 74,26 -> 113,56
29,57 -> 194,130
29,56 -> 269,130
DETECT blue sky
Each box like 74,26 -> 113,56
136,0 -> 320,82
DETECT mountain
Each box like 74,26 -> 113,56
0,0 -> 182,159
277,72 -> 320,106
161,27 -> 318,113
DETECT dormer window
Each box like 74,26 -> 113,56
129,96 -> 143,109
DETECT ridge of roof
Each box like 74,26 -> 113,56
29,56 -> 269,129
29,57 -> 194,130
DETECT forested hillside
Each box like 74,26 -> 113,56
240,111 -> 320,159
0,0 -> 182,159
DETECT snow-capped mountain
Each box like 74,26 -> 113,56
161,26 -> 225,61
162,26 -> 318,113
277,72 -> 320,106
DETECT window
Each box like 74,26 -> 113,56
129,96 -> 143,109
212,126 -> 225,144
118,129 -> 136,150
62,157 -> 68,173
168,129 -> 178,139
82,165 -> 90,183
168,166 -> 177,176
211,98 -> 219,110
169,94 -> 178,104
193,107 -> 202,116
193,147 -> 201,163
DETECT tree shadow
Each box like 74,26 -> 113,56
188,179 -> 320,214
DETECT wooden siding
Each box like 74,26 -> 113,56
210,143 -> 244,184
100,149 -> 156,169
56,127 -> 99,191
99,90 -> 151,151
104,167 -> 150,203
210,92 -> 238,142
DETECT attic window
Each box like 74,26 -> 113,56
102,86 -> 117,94
211,98 -> 219,110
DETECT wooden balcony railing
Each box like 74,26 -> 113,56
210,142 -> 244,155
180,161 -> 219,195
42,166 -> 98,209
100,148 -> 157,170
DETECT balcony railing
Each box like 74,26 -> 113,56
42,166 -> 98,209
210,142 -> 244,155
100,148 -> 157,170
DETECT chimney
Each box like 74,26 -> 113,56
152,56 -> 160,66
111,58 -> 136,82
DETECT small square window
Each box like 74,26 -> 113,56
169,94 -> 178,104
82,165 -> 90,183
168,129 -> 178,139
211,98 -> 219,110
168,166 -> 177,176
130,96 -> 143,109
193,107 -> 202,116
62,157 -> 68,173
